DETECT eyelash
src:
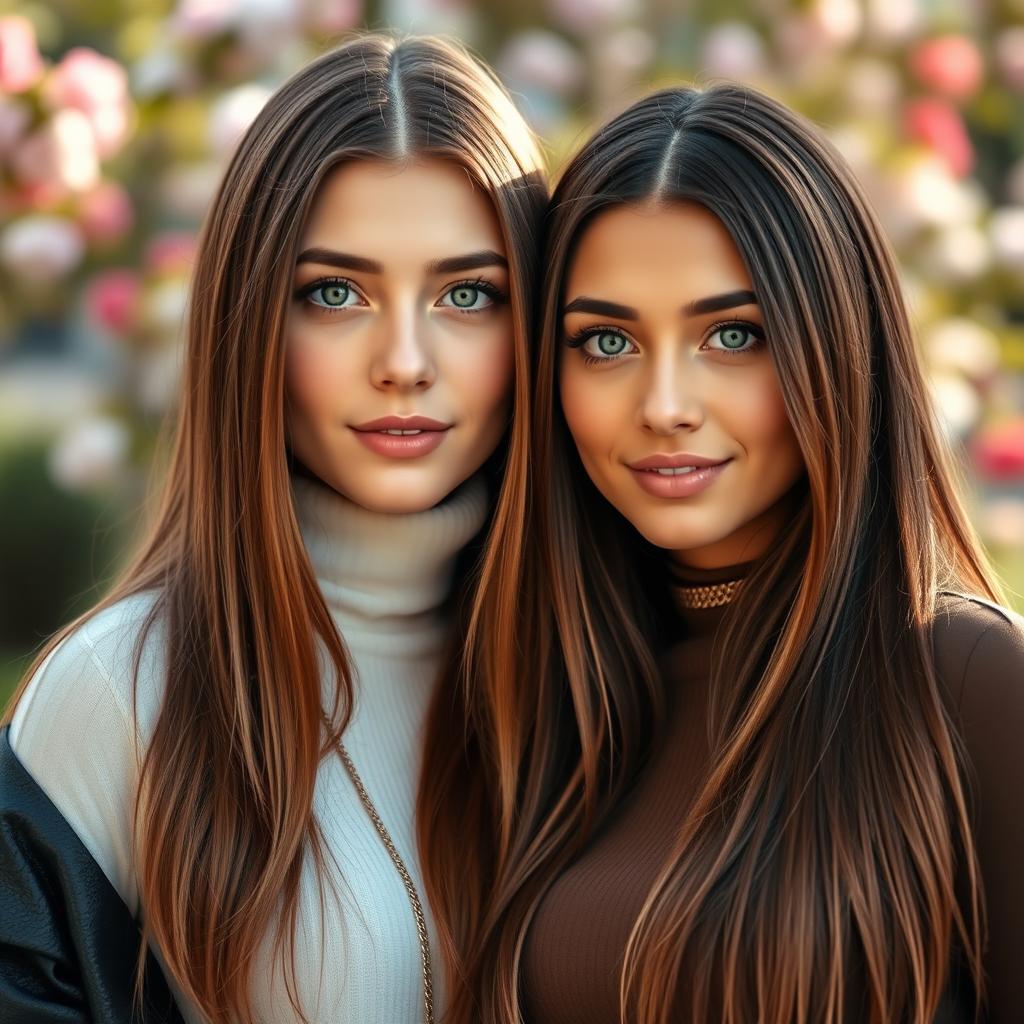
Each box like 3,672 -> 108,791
565,319 -> 767,365
293,276 -> 508,314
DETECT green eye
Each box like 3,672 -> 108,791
310,282 -> 351,307
706,323 -> 766,353
594,331 -> 628,356
451,285 -> 480,308
719,326 -> 750,349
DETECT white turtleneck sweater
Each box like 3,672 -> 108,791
9,471 -> 488,1023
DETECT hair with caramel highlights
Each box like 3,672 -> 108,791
424,83 -> 1002,1024
3,32 -> 545,1024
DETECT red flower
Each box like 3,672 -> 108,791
909,35 -> 984,100
972,419 -> 1024,481
904,98 -> 974,178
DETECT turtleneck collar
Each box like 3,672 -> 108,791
291,471 -> 489,636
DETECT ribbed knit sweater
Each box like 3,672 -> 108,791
9,469 -> 488,1023
522,561 -> 1024,1023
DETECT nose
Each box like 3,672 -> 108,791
640,348 -> 703,435
369,304 -> 436,391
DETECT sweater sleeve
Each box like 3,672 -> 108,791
932,594 -> 1024,1024
8,592 -> 166,918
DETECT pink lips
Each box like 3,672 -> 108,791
627,452 -> 731,498
351,415 -> 451,459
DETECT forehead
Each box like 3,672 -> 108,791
565,201 -> 752,301
301,157 -> 505,259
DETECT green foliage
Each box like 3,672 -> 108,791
0,437 -> 126,655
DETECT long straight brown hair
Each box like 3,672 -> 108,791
421,83 -> 1002,1024
3,32 -> 546,1024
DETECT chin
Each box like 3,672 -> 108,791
347,475 -> 455,515
631,509 -> 733,554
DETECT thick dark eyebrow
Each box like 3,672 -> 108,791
296,248 -> 382,273
427,250 -> 508,274
683,289 -> 758,316
562,297 -> 639,320
562,289 -> 758,321
295,248 -> 508,276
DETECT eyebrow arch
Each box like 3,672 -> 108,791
562,297 -> 639,319
296,248 -> 382,273
294,247 -> 509,276
684,289 -> 758,316
427,250 -> 508,274
562,289 -> 759,321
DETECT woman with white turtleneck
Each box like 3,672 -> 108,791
0,34 -> 546,1024
9,468 -> 487,1022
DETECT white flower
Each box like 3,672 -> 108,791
208,83 -> 274,159
864,0 -> 922,45
0,216 -> 85,283
49,415 -> 131,491
990,207 -> 1024,270
921,225 -> 991,284
924,318 -> 1001,382
498,30 -> 584,97
929,371 -> 980,439
700,23 -> 765,80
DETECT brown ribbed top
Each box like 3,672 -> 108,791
521,563 -> 1024,1023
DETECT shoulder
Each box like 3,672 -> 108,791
929,592 -> 1024,715
6,590 -> 167,915
10,589 -> 167,753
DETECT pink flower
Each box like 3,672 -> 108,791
0,16 -> 45,93
85,269 -> 142,336
904,99 -> 973,178
0,215 -> 85,283
44,47 -> 132,158
10,109 -> 100,195
78,181 -> 134,244
909,35 -> 984,100
972,420 -> 1024,482
144,231 -> 196,276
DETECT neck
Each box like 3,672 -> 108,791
291,471 -> 489,647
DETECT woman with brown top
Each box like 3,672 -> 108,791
420,84 -> 1024,1023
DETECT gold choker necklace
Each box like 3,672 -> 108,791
673,578 -> 744,610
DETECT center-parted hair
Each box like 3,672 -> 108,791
422,83 -> 1001,1024
4,32 -> 546,1024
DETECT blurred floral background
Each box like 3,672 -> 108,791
1,0 -> 1022,705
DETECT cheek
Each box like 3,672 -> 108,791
730,369 -> 802,468
453,325 -> 515,424
559,363 -> 615,461
284,332 -> 348,430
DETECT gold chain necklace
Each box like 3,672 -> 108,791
338,742 -> 435,1024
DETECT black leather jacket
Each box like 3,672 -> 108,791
0,724 -> 185,1023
